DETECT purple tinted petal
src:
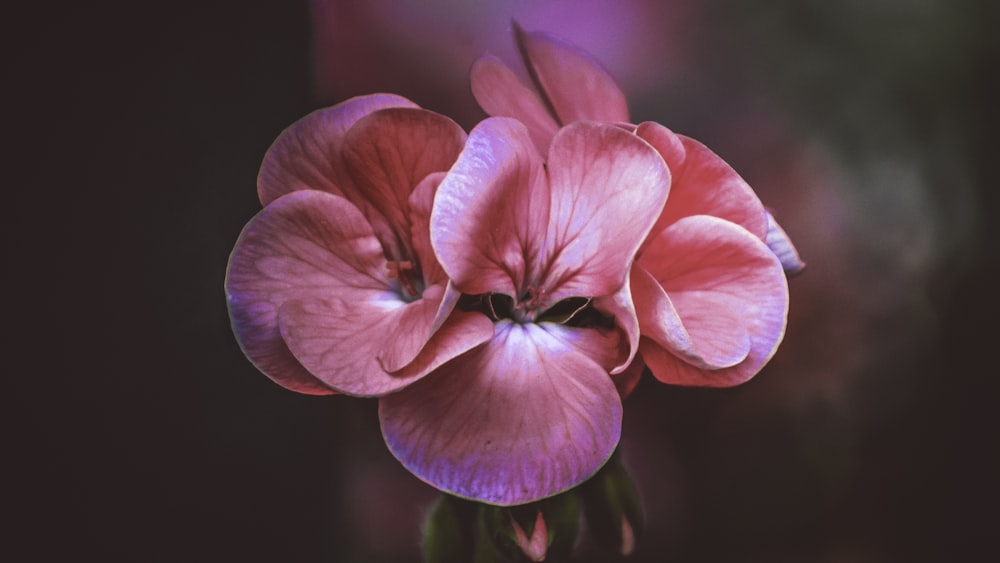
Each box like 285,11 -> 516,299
765,210 -> 807,275
226,190 -> 389,394
380,321 -> 622,505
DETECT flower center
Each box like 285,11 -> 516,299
386,260 -> 424,302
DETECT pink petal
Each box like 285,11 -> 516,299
278,291 -> 442,397
379,321 -> 622,506
592,269 -> 641,374
636,215 -> 789,387
515,24 -> 629,126
257,94 -> 418,206
470,54 -> 560,156
765,210 -> 807,275
431,117 -> 548,297
407,172 -> 447,286
226,190 -> 390,393
375,281 -> 492,375
636,122 -> 768,244
541,122 -> 669,302
342,107 -> 467,261
631,265 -> 751,370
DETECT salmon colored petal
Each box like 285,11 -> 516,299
226,190 -> 389,394
636,122 -> 768,244
342,107 -> 466,261
257,94 -> 418,206
611,353 -> 646,399
765,210 -> 807,275
515,24 -> 629,126
541,122 -> 669,302
637,215 -> 789,387
631,265 -> 750,370
431,117 -> 547,297
379,321 -> 622,506
470,54 -> 560,156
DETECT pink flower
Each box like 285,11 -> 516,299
471,25 -> 801,387
225,94 -> 493,396
379,117 -> 670,505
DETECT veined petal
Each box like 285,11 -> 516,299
541,122 -> 669,302
637,215 -> 788,387
277,293 -> 439,397
431,117 -> 548,297
380,321 -> 622,506
225,190 -> 389,393
257,94 -> 418,206
515,24 -> 629,126
342,107 -> 467,261
636,122 -> 768,243
470,54 -> 560,156
765,210 -> 807,275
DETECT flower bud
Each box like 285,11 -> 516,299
479,492 -> 581,562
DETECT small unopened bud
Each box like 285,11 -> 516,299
479,492 -> 580,562
511,510 -> 547,561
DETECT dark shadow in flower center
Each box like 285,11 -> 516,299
457,293 -> 614,329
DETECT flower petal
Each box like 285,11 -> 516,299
257,94 -> 418,206
636,122 -> 768,243
470,54 -> 560,156
765,210 -> 807,275
541,122 -> 669,301
278,294 -> 437,397
592,268 -> 640,374
515,24 -> 629,126
631,265 -> 751,370
431,117 -> 547,297
636,215 -> 788,387
407,171 -> 447,286
380,321 -> 622,506
226,190 -> 390,393
342,107 -> 467,261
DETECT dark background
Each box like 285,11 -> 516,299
8,1 -> 999,561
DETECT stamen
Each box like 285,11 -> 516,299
385,260 -> 422,300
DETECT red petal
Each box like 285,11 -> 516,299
342,107 -> 466,261
515,24 -> 629,125
257,94 -> 418,206
636,122 -> 768,244
379,321 -> 622,505
636,215 -> 788,387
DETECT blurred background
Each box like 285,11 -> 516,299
8,0 -> 998,561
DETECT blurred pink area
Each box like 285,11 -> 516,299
310,0 -> 687,128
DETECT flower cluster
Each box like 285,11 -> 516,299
226,26 -> 802,507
